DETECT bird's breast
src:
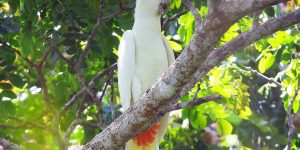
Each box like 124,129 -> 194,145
134,32 -> 169,93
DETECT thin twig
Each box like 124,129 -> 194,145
77,120 -> 106,129
8,116 -> 46,129
245,67 -> 282,87
38,48 -> 53,67
0,40 -> 37,68
75,1 -> 104,70
96,72 -> 114,126
76,95 -> 88,118
60,63 -> 117,115
110,71 -> 115,120
181,0 -> 202,24
76,72 -> 101,120
287,87 -> 300,150
64,120 -> 79,143
0,123 -> 30,129
99,73 -> 113,103
162,10 -> 188,30
253,10 -> 262,28
193,83 -> 201,99
164,95 -> 222,112
47,41 -> 70,64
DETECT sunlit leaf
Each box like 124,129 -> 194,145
216,119 -> 233,135
258,53 -> 275,73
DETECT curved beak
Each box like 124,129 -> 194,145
158,0 -> 171,14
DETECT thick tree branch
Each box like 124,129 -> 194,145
180,9 -> 300,99
82,6 -> 300,150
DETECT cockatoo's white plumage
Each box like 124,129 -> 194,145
118,0 -> 174,150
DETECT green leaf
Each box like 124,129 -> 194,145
0,48 -> 16,66
238,106 -> 252,120
0,101 -> 16,116
293,99 -> 299,113
9,74 -> 25,88
198,114 -> 207,129
0,83 -> 13,89
258,53 -> 275,73
216,119 -> 233,135
2,90 -> 17,99
169,41 -> 182,52
281,49 -> 291,64
20,31 -> 33,57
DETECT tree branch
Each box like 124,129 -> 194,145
180,9 -> 300,100
82,6 -> 300,150
0,138 -> 23,150
245,67 -> 282,87
64,120 -> 79,143
75,1 -> 104,70
162,11 -> 188,30
110,71 -> 116,120
287,87 -> 300,150
164,95 -> 222,112
60,63 -> 117,116
0,40 -> 37,68
252,10 -> 262,28
181,0 -> 201,24
47,41 -> 70,64
8,116 -> 46,129
38,48 -> 53,67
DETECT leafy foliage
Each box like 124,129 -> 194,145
0,0 -> 299,150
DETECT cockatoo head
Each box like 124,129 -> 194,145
136,0 -> 171,16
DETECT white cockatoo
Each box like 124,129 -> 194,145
117,0 -> 175,149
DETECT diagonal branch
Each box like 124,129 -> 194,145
60,63 -> 117,116
180,9 -> 300,99
38,48 -> 53,67
8,116 -> 46,129
181,0 -> 201,24
82,6 -> 300,150
162,10 -> 188,30
245,67 -> 282,87
164,94 -> 222,112
0,40 -> 37,68
75,1 -> 104,70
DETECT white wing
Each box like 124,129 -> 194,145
118,30 -> 136,111
162,35 -> 175,65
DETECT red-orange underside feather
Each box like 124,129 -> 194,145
133,123 -> 160,147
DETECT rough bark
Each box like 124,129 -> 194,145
82,1 -> 300,149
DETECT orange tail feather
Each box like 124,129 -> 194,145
133,123 -> 160,147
